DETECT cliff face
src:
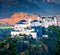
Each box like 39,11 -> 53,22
0,12 -> 37,25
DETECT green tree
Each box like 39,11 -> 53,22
55,38 -> 60,55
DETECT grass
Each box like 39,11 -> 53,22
0,26 -> 13,29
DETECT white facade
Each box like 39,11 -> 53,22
11,19 -> 37,39
41,16 -> 57,28
30,32 -> 37,39
14,23 -> 30,31
11,16 -> 57,39
11,31 -> 37,39
42,35 -> 48,38
31,16 -> 57,28
31,22 -> 42,26
14,16 -> 57,29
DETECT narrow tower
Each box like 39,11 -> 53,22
54,16 -> 57,26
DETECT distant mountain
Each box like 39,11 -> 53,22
0,12 -> 37,25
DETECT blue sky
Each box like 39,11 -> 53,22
0,0 -> 60,18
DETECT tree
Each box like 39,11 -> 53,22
55,38 -> 60,55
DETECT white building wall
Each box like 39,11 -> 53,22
41,16 -> 57,28
14,23 -> 31,30
54,16 -> 57,26
11,31 -> 20,36
30,32 -> 37,39
11,31 -> 37,39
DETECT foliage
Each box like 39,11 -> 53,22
0,26 -> 60,55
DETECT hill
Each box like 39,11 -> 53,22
0,12 -> 37,25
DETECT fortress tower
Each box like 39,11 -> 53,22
54,16 -> 58,26
28,19 -> 31,26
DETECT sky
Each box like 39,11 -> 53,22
0,0 -> 60,18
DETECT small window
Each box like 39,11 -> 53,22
40,21 -> 42,23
